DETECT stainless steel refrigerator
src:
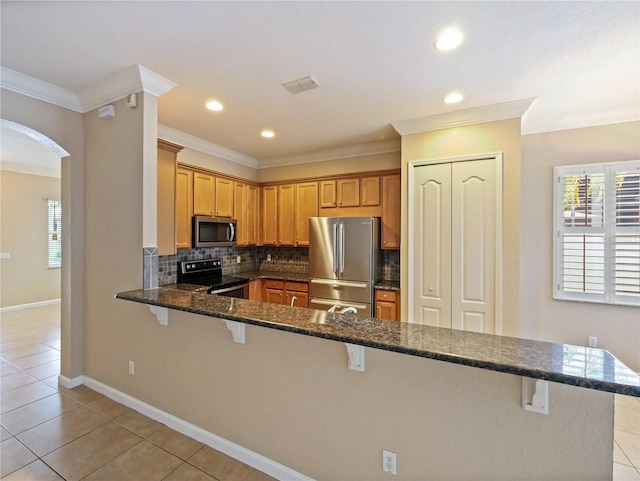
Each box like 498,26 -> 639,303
309,216 -> 380,316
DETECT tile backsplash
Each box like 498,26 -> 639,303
158,246 -> 258,285
158,245 -> 399,285
257,246 -> 309,273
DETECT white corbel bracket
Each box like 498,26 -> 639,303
149,305 -> 168,326
522,378 -> 549,415
225,320 -> 246,344
345,343 -> 365,372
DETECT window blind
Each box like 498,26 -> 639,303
48,200 -> 62,268
554,161 -> 640,305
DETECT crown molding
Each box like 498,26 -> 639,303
1,65 -> 176,114
258,138 -> 401,169
78,65 -> 177,112
391,98 -> 537,136
0,67 -> 82,112
158,124 -> 259,169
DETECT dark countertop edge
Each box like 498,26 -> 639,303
115,289 -> 640,397
231,271 -> 309,282
230,271 -> 400,290
374,281 -> 401,291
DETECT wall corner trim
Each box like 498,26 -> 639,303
59,375 -> 84,389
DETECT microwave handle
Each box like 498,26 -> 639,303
228,223 -> 235,242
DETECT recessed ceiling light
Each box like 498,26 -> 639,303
435,27 -> 464,51
261,130 -> 275,138
444,92 -> 464,104
205,100 -> 223,112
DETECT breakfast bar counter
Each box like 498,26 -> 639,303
116,286 -> 640,397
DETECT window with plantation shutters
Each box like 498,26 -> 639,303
48,200 -> 62,268
554,161 -> 640,306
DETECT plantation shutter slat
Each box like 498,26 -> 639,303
48,200 -> 62,268
555,161 -> 640,306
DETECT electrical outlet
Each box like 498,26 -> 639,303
128,360 -> 135,375
382,449 -> 396,475
236,255 -> 241,264
588,336 -> 598,348
267,254 -> 272,261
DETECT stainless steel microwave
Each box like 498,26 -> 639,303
192,216 -> 237,247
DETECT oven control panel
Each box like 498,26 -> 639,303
180,258 -> 222,274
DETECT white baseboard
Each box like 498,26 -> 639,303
82,377 -> 314,481
59,375 -> 84,389
1,298 -> 61,312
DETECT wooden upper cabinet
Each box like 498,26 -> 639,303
361,176 -> 380,206
262,185 -> 278,245
234,182 -> 248,246
214,177 -> 234,218
278,184 -> 295,246
157,139 -> 184,256
193,172 -> 214,215
381,174 -> 401,249
175,167 -> 193,250
234,182 -> 260,246
294,182 -> 318,246
319,180 -> 337,208
246,184 -> 259,245
337,178 -> 360,207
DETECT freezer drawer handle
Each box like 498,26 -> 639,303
310,279 -> 369,289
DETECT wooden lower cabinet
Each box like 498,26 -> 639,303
284,281 -> 309,308
260,279 -> 309,308
249,279 -> 263,301
263,279 -> 284,304
375,289 -> 400,321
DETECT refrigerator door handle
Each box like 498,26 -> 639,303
333,224 -> 340,276
339,223 -> 345,275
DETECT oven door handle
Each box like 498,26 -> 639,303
209,283 -> 249,295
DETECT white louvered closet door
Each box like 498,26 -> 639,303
411,158 -> 499,334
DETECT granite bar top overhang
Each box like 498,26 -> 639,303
116,287 -> 640,397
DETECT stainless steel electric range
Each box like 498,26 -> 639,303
177,259 -> 249,298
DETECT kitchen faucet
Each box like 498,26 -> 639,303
339,306 -> 357,314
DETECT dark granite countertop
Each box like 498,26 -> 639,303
374,280 -> 400,291
230,270 -> 400,291
116,287 -> 640,397
231,270 -> 310,283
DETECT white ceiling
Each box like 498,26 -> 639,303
1,1 -> 638,167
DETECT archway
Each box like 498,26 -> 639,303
0,118 -> 79,386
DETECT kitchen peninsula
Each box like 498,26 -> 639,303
115,285 -> 639,480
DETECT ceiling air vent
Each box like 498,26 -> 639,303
282,76 -> 319,94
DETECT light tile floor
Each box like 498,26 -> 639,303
2,304 -> 640,480
0,304 -> 275,481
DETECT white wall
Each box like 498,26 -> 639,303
520,121 -> 640,372
0,170 -> 61,307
